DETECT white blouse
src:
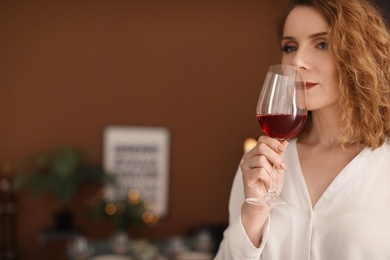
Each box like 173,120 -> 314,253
215,139 -> 390,260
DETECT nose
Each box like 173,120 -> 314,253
290,48 -> 310,71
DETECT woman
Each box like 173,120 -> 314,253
215,0 -> 390,259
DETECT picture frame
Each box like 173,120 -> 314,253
103,126 -> 170,217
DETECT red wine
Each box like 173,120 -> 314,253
257,114 -> 307,139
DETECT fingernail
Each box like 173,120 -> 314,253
278,145 -> 285,152
280,161 -> 287,169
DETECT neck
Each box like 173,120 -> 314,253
301,108 -> 343,148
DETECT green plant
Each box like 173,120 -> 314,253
13,146 -> 113,206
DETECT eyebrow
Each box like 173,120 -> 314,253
282,31 -> 328,41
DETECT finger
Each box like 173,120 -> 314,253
252,155 -> 273,174
243,147 -> 285,172
241,154 -> 273,175
251,143 -> 286,169
258,135 -> 288,153
243,166 -> 271,191
251,166 -> 270,182
258,167 -> 285,190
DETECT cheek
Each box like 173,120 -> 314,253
323,57 -> 338,83
281,55 -> 291,65
322,58 -> 340,93
306,87 -> 340,111
325,68 -> 340,98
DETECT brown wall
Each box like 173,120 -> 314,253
0,1 -> 286,259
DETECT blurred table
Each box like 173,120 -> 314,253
74,236 -> 214,260
66,224 -> 225,259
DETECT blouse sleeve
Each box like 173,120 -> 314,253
214,164 -> 270,260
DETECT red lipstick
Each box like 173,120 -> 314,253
305,82 -> 318,89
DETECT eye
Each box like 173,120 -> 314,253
281,45 -> 297,53
317,41 -> 328,49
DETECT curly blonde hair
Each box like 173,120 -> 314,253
280,0 -> 390,149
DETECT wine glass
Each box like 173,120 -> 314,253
245,64 -> 307,208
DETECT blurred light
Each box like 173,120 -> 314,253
152,214 -> 159,225
142,211 -> 159,226
142,211 -> 154,223
105,203 -> 116,215
244,138 -> 257,152
128,188 -> 140,205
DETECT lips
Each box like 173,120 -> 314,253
304,82 -> 318,89
295,81 -> 318,90
295,81 -> 306,90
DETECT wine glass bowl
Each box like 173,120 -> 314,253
246,64 -> 307,208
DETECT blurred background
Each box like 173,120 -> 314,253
4,0 -> 388,259
0,1 -> 287,258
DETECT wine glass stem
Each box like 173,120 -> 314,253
268,164 -> 277,194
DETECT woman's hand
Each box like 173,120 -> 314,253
239,135 -> 289,246
240,135 -> 289,205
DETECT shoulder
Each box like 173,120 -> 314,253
364,141 -> 390,157
358,141 -> 390,171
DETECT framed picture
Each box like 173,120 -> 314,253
103,126 -> 170,217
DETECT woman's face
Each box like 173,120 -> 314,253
282,6 -> 340,111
